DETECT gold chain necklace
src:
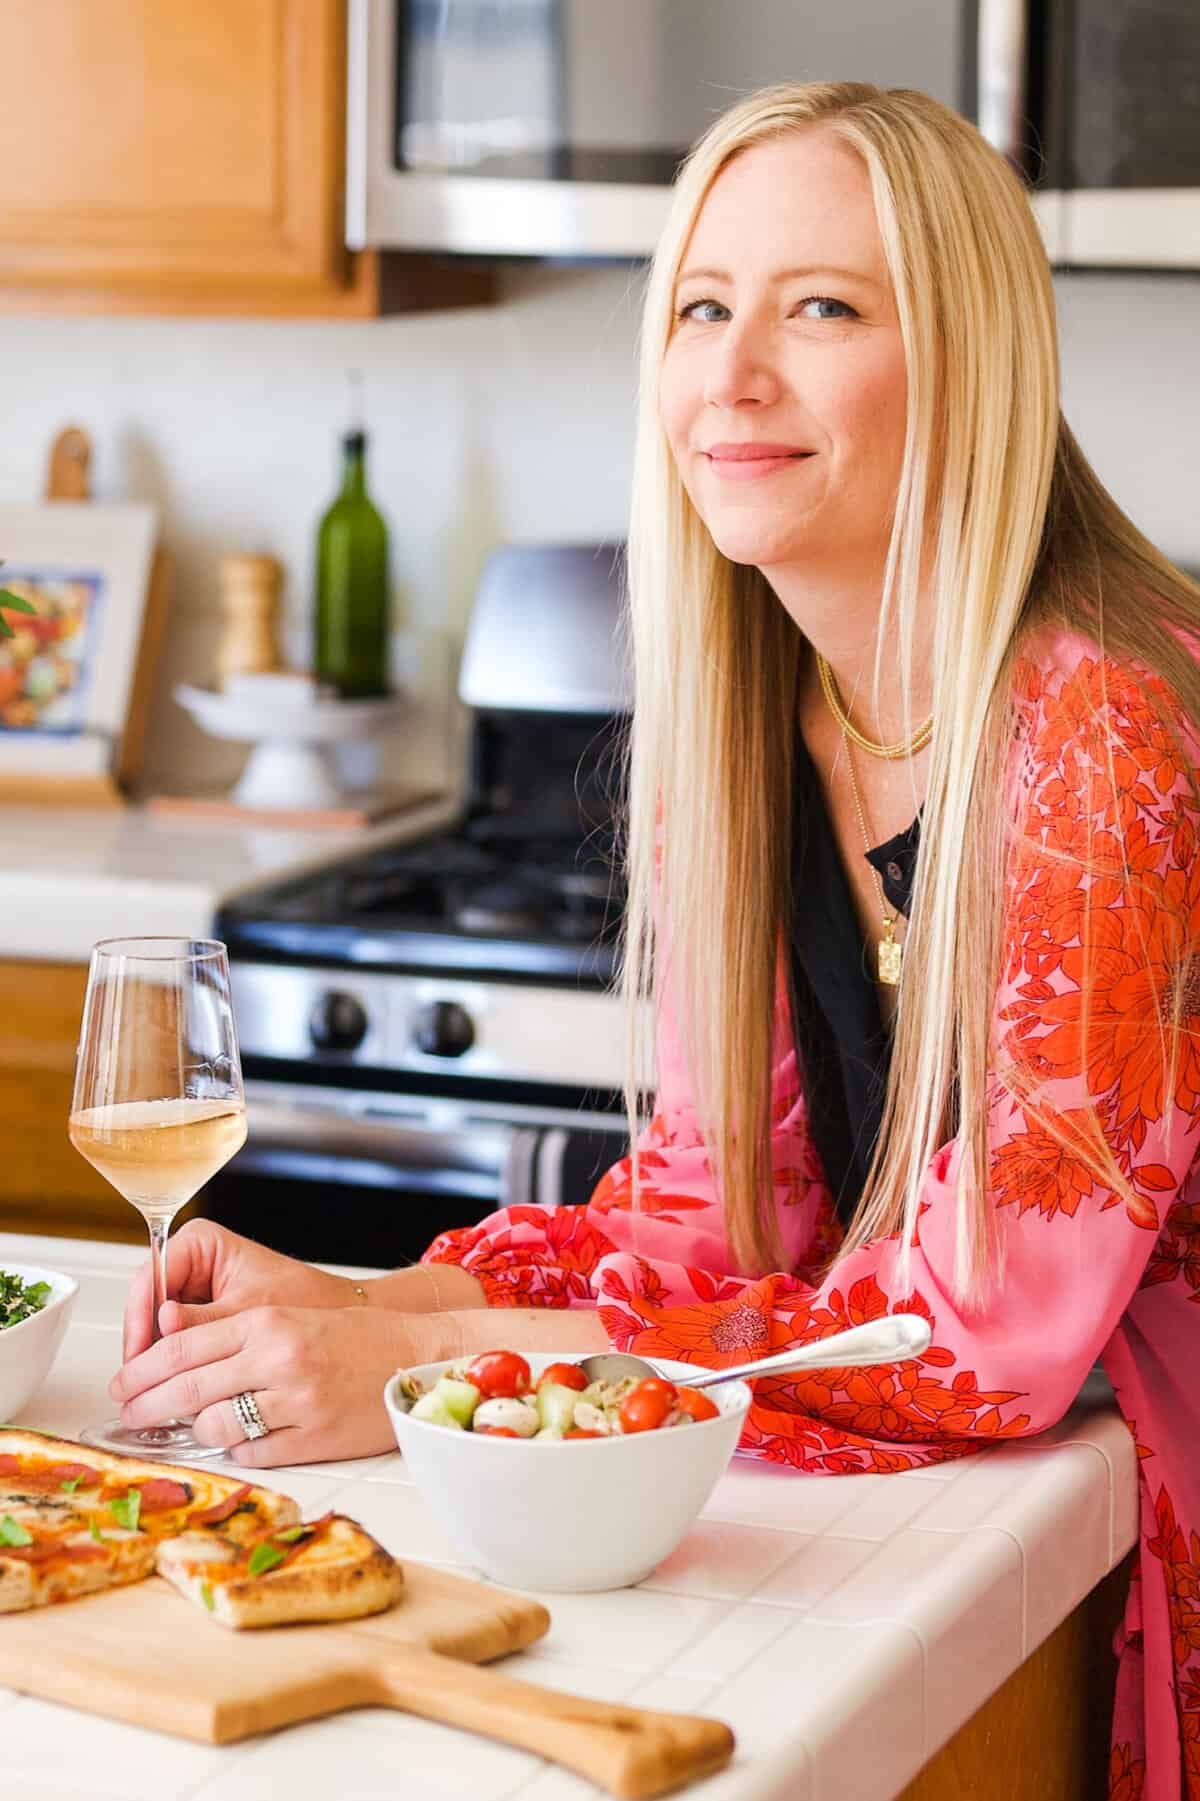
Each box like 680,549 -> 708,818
843,737 -> 904,986
815,654 -> 932,759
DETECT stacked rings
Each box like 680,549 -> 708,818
232,1390 -> 270,1441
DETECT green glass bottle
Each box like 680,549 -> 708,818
314,430 -> 391,698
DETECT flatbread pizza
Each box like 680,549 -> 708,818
156,1511 -> 405,1629
0,1427 -> 300,1614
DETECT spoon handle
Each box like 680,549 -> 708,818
685,1313 -> 932,1390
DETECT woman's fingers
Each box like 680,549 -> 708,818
190,1386 -> 284,1453
120,1220 -> 234,1360
110,1310 -> 250,1408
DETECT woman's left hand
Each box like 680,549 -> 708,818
109,1304 -> 435,1467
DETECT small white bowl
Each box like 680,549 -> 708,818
384,1352 -> 751,1592
0,1263 -> 79,1421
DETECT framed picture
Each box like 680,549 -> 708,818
0,503 -> 159,784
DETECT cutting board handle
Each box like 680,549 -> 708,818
365,1643 -> 735,1799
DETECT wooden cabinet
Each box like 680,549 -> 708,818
0,959 -> 141,1243
0,1 -> 493,316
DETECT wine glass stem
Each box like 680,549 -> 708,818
148,1216 -> 170,1348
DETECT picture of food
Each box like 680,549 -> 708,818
0,569 -> 105,733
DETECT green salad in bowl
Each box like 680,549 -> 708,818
0,1271 -> 53,1331
0,1262 -> 79,1422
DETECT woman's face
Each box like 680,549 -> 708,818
659,130 -> 908,581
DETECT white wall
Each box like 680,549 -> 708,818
0,261 -> 1197,798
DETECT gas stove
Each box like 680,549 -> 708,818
202,543 -> 636,1269
217,813 -> 623,988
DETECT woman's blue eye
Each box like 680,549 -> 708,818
673,294 -> 856,323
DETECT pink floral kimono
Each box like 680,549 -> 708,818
424,628 -> 1200,1800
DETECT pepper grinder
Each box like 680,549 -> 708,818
216,553 -> 284,688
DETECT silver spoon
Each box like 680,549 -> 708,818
577,1311 -> 931,1391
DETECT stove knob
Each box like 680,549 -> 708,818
412,1000 -> 475,1059
309,991 -> 369,1053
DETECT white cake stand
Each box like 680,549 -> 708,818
174,684 -> 407,811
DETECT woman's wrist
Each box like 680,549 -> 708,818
347,1262 -> 488,1314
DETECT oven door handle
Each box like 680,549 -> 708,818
241,1097 -> 512,1179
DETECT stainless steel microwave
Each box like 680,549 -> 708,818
345,0 -> 966,258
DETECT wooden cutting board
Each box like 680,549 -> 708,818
0,1559 -> 734,1798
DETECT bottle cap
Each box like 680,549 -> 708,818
343,429 -> 367,455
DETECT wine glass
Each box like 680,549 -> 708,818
68,937 -> 247,1460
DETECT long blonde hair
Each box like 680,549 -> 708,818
621,81 -> 1200,1305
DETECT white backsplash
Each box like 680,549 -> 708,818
1,262 -> 1196,801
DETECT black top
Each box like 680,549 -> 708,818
788,730 -> 922,1227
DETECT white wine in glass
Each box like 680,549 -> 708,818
68,937 -> 247,1460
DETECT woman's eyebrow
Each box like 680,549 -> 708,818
675,263 -> 882,291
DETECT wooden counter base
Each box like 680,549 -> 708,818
901,1556 -> 1131,1801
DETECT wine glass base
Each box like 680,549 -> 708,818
77,1418 -> 233,1463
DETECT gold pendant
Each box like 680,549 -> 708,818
878,919 -> 902,986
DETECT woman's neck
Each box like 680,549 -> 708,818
768,566 -> 936,746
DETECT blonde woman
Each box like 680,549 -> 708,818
115,84 -> 1200,1794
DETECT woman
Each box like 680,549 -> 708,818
114,85 -> 1200,1795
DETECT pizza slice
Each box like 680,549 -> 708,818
0,1428 -> 301,1614
156,1512 -> 405,1629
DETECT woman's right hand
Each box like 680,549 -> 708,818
121,1221 -> 354,1361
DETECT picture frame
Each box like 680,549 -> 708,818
0,502 -> 162,798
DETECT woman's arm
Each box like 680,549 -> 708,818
589,646 -> 1200,1467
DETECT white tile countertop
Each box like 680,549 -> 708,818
0,798 -> 458,961
0,1232 -> 1138,1801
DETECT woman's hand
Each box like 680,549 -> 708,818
109,1301 -> 438,1466
120,1219 -> 461,1362
121,1221 -> 355,1362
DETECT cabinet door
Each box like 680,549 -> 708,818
0,961 -> 141,1243
0,0 -> 364,314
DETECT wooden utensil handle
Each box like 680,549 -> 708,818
367,1645 -> 734,1799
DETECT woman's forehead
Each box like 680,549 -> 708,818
679,133 -> 889,296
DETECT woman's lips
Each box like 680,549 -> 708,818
705,449 -> 815,482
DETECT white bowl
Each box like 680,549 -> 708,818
0,1262 -> 79,1421
384,1353 -> 750,1592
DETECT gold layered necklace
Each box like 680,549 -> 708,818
815,653 -> 932,988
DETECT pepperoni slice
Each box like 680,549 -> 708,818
189,1484 -> 252,1527
46,1463 -> 102,1487
131,1478 -> 193,1513
0,1454 -> 20,1477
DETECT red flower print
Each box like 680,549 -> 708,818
1109,1742 -> 1146,1801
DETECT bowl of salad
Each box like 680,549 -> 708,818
0,1263 -> 78,1421
384,1349 -> 751,1592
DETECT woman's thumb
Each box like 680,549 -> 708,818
158,1298 -> 230,1335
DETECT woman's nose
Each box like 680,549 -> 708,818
702,318 -> 781,409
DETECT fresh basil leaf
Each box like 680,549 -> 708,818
89,1518 -> 104,1543
246,1541 -> 287,1577
108,1489 -> 142,1532
60,1477 -> 82,1493
0,1515 -> 33,1547
200,1580 -> 215,1612
274,1525 -> 308,1543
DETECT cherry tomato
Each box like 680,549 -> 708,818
475,1426 -> 519,1438
537,1362 -> 588,1393
634,1377 -> 678,1405
564,1429 -> 605,1439
618,1380 -> 676,1435
464,1350 -> 532,1399
674,1388 -> 720,1422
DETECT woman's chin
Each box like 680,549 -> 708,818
705,524 -> 809,569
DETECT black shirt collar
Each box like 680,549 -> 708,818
787,730 -> 922,1226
